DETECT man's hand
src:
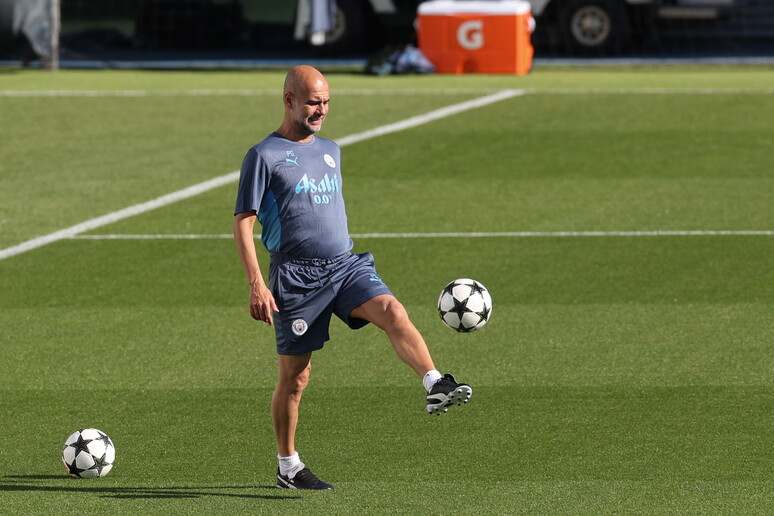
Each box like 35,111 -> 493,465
249,280 -> 279,325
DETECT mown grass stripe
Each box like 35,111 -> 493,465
67,230 -> 774,240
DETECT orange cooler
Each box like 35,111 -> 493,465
418,0 -> 534,75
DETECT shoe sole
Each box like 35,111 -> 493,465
277,476 -> 294,489
277,474 -> 334,490
426,384 -> 472,415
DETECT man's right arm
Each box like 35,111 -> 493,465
234,211 -> 279,325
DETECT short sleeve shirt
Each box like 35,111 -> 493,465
234,132 -> 353,259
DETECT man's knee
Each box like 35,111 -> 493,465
292,365 -> 311,393
277,357 -> 312,396
351,295 -> 414,332
386,297 -> 408,321
377,297 -> 413,331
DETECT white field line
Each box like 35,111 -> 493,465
0,90 -> 524,260
68,230 -> 774,240
0,174 -> 240,260
0,88 -> 503,97
535,88 -> 774,95
0,89 -> 283,97
336,89 -> 525,147
3,87 -> 773,98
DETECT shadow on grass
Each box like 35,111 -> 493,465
1,475 -> 301,500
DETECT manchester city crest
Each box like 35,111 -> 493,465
292,319 -> 308,336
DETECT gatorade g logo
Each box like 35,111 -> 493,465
457,20 -> 483,50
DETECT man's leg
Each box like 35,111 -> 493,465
349,294 -> 435,377
272,352 -> 312,457
272,352 -> 334,489
350,294 -> 473,415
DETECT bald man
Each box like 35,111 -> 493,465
234,66 -> 472,490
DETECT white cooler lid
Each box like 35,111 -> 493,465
418,1 -> 532,16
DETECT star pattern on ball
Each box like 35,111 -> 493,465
478,303 -> 492,321
466,281 -> 491,322
66,459 -> 88,478
90,452 -> 110,476
96,431 -> 113,448
467,281 -> 486,298
448,293 -> 473,322
68,433 -> 93,458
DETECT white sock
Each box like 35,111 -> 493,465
423,369 -> 442,393
278,452 -> 304,478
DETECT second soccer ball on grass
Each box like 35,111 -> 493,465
61,428 -> 115,478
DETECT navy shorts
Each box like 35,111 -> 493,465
268,252 -> 393,355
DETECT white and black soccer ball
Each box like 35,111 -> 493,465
61,428 -> 115,478
438,278 -> 493,332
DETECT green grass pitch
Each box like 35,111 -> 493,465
0,66 -> 772,515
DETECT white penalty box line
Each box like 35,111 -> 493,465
0,89 -> 526,261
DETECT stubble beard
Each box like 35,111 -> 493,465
294,113 -> 323,137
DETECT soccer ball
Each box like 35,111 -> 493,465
61,428 -> 115,478
438,278 -> 492,332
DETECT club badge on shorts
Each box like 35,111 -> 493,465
292,319 -> 308,336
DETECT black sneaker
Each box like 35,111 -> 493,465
426,373 -> 472,415
276,465 -> 334,490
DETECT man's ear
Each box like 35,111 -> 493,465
284,92 -> 293,108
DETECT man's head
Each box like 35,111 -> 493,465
280,65 -> 330,141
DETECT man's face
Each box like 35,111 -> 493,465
289,81 -> 330,136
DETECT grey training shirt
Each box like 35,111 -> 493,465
234,132 -> 353,259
